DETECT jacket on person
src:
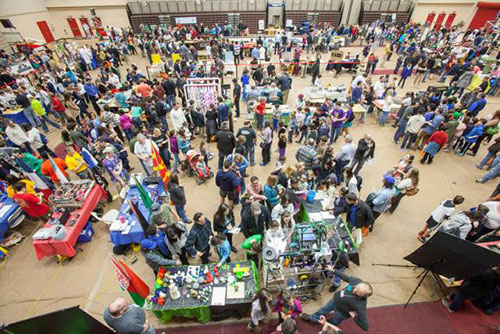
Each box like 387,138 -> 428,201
141,248 -> 177,272
168,183 -> 186,206
239,202 -> 270,238
457,71 -> 474,88
439,212 -> 473,240
372,188 -> 393,213
215,169 -> 240,192
354,138 -> 375,160
340,199 -> 374,228
185,218 -> 213,256
332,271 -> 369,331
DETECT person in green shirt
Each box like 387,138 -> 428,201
241,234 -> 262,267
14,151 -> 42,174
151,202 -> 179,227
30,97 -> 61,132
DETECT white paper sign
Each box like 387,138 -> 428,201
258,20 -> 265,30
10,60 -> 34,76
175,17 -> 197,24
286,19 -> 293,27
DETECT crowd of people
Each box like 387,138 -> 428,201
0,16 -> 499,334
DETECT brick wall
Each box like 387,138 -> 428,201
286,11 -> 342,28
359,11 -> 411,25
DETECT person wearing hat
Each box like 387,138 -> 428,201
369,175 -> 395,227
150,201 -> 179,227
140,239 -> 180,277
240,200 -> 271,239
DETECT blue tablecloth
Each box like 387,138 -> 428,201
0,195 -> 24,242
110,182 -> 165,246
2,108 -> 30,125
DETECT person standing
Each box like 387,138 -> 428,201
12,182 -> 50,219
214,121 -> 236,170
64,145 -> 90,179
15,88 -> 40,128
232,78 -> 242,118
215,160 -> 241,208
258,121 -> 273,166
351,134 -> 375,175
185,212 -> 213,264
6,120 -> 33,153
335,134 -> 356,183
278,72 -> 292,104
168,173 -> 190,224
330,102 -> 345,144
302,271 -> 372,331
421,126 -> 448,164
134,134 -> 156,175
400,110 -> 425,150
370,175 -> 395,226
236,120 -> 257,166
103,298 -> 155,334
387,168 -> 419,214
240,201 -> 270,238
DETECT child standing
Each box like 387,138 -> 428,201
210,233 -> 231,267
169,130 -> 180,173
278,134 -> 287,162
272,104 -> 280,132
249,288 -> 273,333
273,290 -> 302,322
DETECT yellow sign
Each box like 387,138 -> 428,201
171,53 -> 181,63
151,53 -> 162,65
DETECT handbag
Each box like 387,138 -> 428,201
405,186 -> 419,196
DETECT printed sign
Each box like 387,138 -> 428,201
175,17 -> 197,24
10,60 -> 34,76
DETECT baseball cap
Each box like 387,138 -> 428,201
103,146 -> 114,154
151,203 -> 161,212
383,175 -> 395,185
251,201 -> 262,215
141,239 -> 157,250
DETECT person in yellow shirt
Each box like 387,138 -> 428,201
4,174 -> 36,198
64,145 -> 90,179
30,96 -> 61,132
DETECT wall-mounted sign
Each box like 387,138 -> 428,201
175,17 -> 197,24
258,20 -> 265,30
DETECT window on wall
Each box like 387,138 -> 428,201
0,19 -> 14,29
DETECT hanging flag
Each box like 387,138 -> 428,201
151,145 -> 170,191
81,147 -> 99,170
111,256 -> 150,306
133,175 -> 152,210
128,198 -> 149,236
48,156 -> 69,184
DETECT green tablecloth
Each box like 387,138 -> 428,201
152,305 -> 211,323
146,261 -> 259,324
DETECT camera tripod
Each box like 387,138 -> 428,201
372,260 -> 446,308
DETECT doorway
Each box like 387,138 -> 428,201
79,17 -> 92,37
67,18 -> 82,38
36,21 -> 54,43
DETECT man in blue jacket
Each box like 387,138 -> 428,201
215,159 -> 241,208
468,93 -> 487,117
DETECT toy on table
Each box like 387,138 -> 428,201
232,263 -> 250,280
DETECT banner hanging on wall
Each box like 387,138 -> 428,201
10,60 -> 34,76
175,17 -> 197,24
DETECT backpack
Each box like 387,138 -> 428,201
405,186 -> 419,196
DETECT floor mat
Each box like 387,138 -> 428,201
156,301 -> 498,334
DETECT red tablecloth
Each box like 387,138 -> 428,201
33,185 -> 106,260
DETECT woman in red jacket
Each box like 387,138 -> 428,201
49,92 -> 70,124
255,97 -> 266,131
421,126 -> 448,164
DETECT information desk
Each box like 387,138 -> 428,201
110,180 -> 165,246
144,261 -> 259,323
32,185 -> 107,260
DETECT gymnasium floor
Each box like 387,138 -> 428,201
0,40 -> 498,328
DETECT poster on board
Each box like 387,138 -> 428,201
10,60 -> 34,76
258,20 -> 265,30
286,19 -> 293,27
